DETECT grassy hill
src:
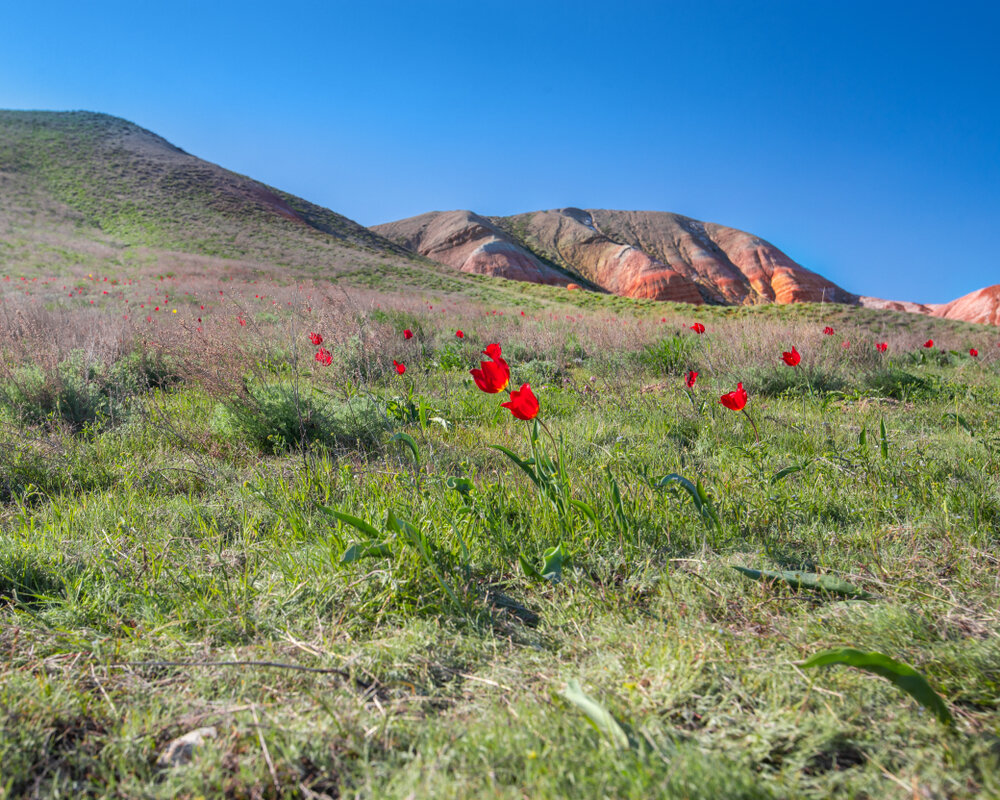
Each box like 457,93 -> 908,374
0,110 -> 467,289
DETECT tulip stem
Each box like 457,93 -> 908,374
741,408 -> 760,443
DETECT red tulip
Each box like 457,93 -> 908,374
403,329 -> 413,339
685,370 -> 698,388
841,341 -> 850,349
924,339 -> 934,348
970,348 -> 979,357
720,382 -> 748,411
781,346 -> 801,366
823,326 -> 834,335
315,348 -> 332,366
501,383 -> 540,420
690,322 -> 706,334
483,343 -> 502,360
455,330 -> 465,339
393,360 -> 406,374
876,342 -> 888,353
471,357 -> 510,393
309,332 -> 323,345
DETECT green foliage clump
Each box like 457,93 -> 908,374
640,335 -> 699,375
0,349 -> 176,429
861,368 -> 935,400
516,358 -> 562,385
212,383 -> 388,453
742,365 -> 848,397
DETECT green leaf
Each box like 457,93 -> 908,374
858,426 -> 867,449
490,444 -> 541,488
317,507 -> 382,539
417,397 -> 429,431
800,647 -> 953,726
541,542 -> 570,581
732,566 -> 872,599
446,476 -> 475,496
656,473 -> 702,512
569,499 -> 598,522
519,552 -> 543,580
558,679 -> 631,750
943,412 -> 973,436
657,473 -> 723,538
390,432 -> 420,467
879,417 -> 889,461
771,462 -> 810,484
385,510 -> 420,541
340,542 -> 392,563
608,469 -> 628,532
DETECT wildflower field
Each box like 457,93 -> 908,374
1,269 -> 999,799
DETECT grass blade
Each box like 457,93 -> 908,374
558,679 -> 631,750
390,431 -> 420,467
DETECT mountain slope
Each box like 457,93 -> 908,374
374,207 -> 855,306
373,210 -> 576,287
932,284 -> 1000,325
0,110 -> 439,284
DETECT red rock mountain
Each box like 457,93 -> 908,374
373,208 -> 856,306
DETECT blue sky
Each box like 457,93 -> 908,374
2,0 -> 997,302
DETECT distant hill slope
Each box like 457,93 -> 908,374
0,110 -> 446,286
932,284 -> 1000,325
374,207 -> 856,305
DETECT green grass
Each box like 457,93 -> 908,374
1,292 -> 999,799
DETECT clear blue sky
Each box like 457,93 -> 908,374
2,0 -> 997,303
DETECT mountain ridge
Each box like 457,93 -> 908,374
1,110 -> 996,325
374,207 -> 1000,325
374,207 -> 858,307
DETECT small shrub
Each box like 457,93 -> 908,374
640,335 -> 698,376
743,366 -> 848,397
212,383 -> 388,453
862,368 -> 934,400
0,551 -> 65,607
516,359 -> 562,385
433,340 -> 466,371
0,349 -> 177,430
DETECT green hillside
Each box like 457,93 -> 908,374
0,110 -> 449,284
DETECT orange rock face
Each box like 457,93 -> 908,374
584,210 -> 854,305
858,296 -> 936,315
932,284 -> 1000,325
373,208 -> 856,307
371,211 -> 572,286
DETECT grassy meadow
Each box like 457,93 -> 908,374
1,270 -> 999,799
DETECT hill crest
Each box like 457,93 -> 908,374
374,207 -> 857,307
